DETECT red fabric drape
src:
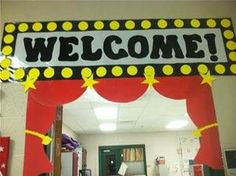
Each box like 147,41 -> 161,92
23,96 -> 56,176
24,80 -> 85,176
186,78 -> 223,169
23,76 -> 224,176
30,80 -> 86,106
95,78 -> 147,102
153,76 -> 223,170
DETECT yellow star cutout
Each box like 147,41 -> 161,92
21,75 -> 37,92
200,70 -> 216,87
142,73 -> 159,87
81,74 -> 99,89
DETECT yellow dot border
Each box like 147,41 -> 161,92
1,18 -> 236,82
2,18 -> 232,33
1,63 -> 236,82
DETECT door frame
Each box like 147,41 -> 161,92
99,144 -> 147,176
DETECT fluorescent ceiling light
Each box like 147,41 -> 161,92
99,123 -> 117,132
165,120 -> 188,130
94,106 -> 118,120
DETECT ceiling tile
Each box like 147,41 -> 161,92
63,88 -> 195,134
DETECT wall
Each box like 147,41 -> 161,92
0,1 -> 236,176
0,84 -> 27,176
79,131 -> 199,176
62,123 -> 79,142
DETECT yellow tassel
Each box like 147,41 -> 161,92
25,129 -> 52,145
192,123 -> 218,138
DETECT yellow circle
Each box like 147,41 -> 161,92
125,20 -> 135,30
14,68 -> 25,80
112,66 -> 123,76
141,20 -> 151,29
32,22 -> 43,31
127,66 -> 138,76
221,19 -> 231,28
144,65 -> 155,75
157,19 -> 168,29
29,68 -> 40,78
110,21 -> 120,30
5,24 -> 15,33
78,21 -> 89,31
0,58 -> 11,68
224,30 -> 234,39
44,67 -> 55,78
174,19 -> 184,28
47,22 -> 57,31
96,67 -> 107,77
0,69 -> 11,81
230,64 -> 236,74
62,67 -> 73,78
162,65 -> 174,75
198,64 -> 208,74
62,21 -> 73,31
207,19 -> 216,28
229,52 -> 236,61
180,65 -> 192,75
191,19 -> 200,28
226,41 -> 236,50
2,46 -> 13,56
215,64 -> 225,74
3,34 -> 14,44
94,21 -> 104,30
18,23 -> 29,32
81,67 -> 92,78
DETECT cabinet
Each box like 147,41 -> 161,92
61,152 -> 78,176
158,165 -> 168,176
77,147 -> 87,171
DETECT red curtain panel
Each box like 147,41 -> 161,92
23,76 -> 223,176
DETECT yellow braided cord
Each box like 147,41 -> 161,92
25,129 -> 52,145
192,123 -> 218,138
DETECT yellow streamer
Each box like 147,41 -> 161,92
25,129 -> 52,145
192,123 -> 218,138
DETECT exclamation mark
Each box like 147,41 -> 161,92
204,33 -> 218,61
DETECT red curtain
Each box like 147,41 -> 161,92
23,76 -> 223,176
24,80 -> 85,176
153,76 -> 223,169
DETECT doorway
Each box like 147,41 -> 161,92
99,145 -> 147,176
99,146 -> 122,176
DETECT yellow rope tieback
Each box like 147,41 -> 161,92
192,123 -> 218,138
25,129 -> 52,145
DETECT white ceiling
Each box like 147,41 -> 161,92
63,88 -> 196,134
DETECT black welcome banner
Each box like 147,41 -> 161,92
1,18 -> 236,82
